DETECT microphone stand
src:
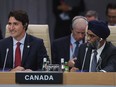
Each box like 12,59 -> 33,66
2,48 -> 9,72
81,43 -> 89,72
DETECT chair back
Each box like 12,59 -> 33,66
5,24 -> 51,61
107,26 -> 116,46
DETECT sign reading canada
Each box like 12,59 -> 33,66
16,72 -> 63,84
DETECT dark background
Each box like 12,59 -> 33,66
0,0 -> 115,42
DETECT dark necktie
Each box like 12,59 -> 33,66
15,42 -> 21,67
91,50 -> 98,72
73,41 -> 79,58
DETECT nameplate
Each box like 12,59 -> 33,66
16,71 -> 63,84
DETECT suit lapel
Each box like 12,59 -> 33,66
64,36 -> 70,61
7,37 -> 13,68
97,42 -> 108,67
84,47 -> 92,71
22,34 -> 31,65
100,42 -> 109,60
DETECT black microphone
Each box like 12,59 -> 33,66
81,43 -> 89,72
2,48 -> 9,72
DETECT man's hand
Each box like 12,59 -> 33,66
68,58 -> 77,67
10,66 -> 25,72
70,67 -> 79,72
58,2 -> 71,12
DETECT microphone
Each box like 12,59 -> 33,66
2,48 -> 9,72
81,43 -> 89,72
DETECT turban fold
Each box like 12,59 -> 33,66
88,20 -> 110,39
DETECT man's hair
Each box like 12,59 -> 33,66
8,10 -> 29,31
71,16 -> 88,29
106,3 -> 116,15
85,10 -> 98,19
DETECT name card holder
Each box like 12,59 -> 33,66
16,71 -> 63,84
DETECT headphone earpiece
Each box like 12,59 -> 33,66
100,38 -> 103,41
24,23 -> 27,28
25,23 -> 27,26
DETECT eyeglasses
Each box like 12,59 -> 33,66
107,15 -> 116,19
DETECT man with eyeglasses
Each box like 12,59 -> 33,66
106,3 -> 116,26
71,20 -> 116,72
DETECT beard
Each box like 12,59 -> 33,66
87,40 -> 100,49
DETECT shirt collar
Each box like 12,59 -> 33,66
70,33 -> 75,44
13,33 -> 26,46
70,33 -> 83,45
97,42 -> 106,55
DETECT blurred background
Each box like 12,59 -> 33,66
0,0 -> 115,42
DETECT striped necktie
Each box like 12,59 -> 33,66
91,50 -> 98,72
73,41 -> 79,58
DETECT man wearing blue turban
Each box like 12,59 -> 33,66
71,20 -> 116,72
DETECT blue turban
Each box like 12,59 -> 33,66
88,20 -> 110,39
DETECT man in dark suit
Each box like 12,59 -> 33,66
0,10 -> 48,71
51,16 -> 88,65
85,10 -> 98,21
0,24 -> 3,40
53,0 -> 85,39
71,20 -> 116,72
106,3 -> 116,26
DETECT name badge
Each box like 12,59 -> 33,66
16,71 -> 63,84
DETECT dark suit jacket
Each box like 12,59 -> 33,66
51,36 -> 70,64
0,34 -> 48,71
53,0 -> 85,39
53,0 -> 85,20
75,42 -> 116,72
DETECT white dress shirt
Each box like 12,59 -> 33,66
70,34 -> 83,59
13,33 -> 26,67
